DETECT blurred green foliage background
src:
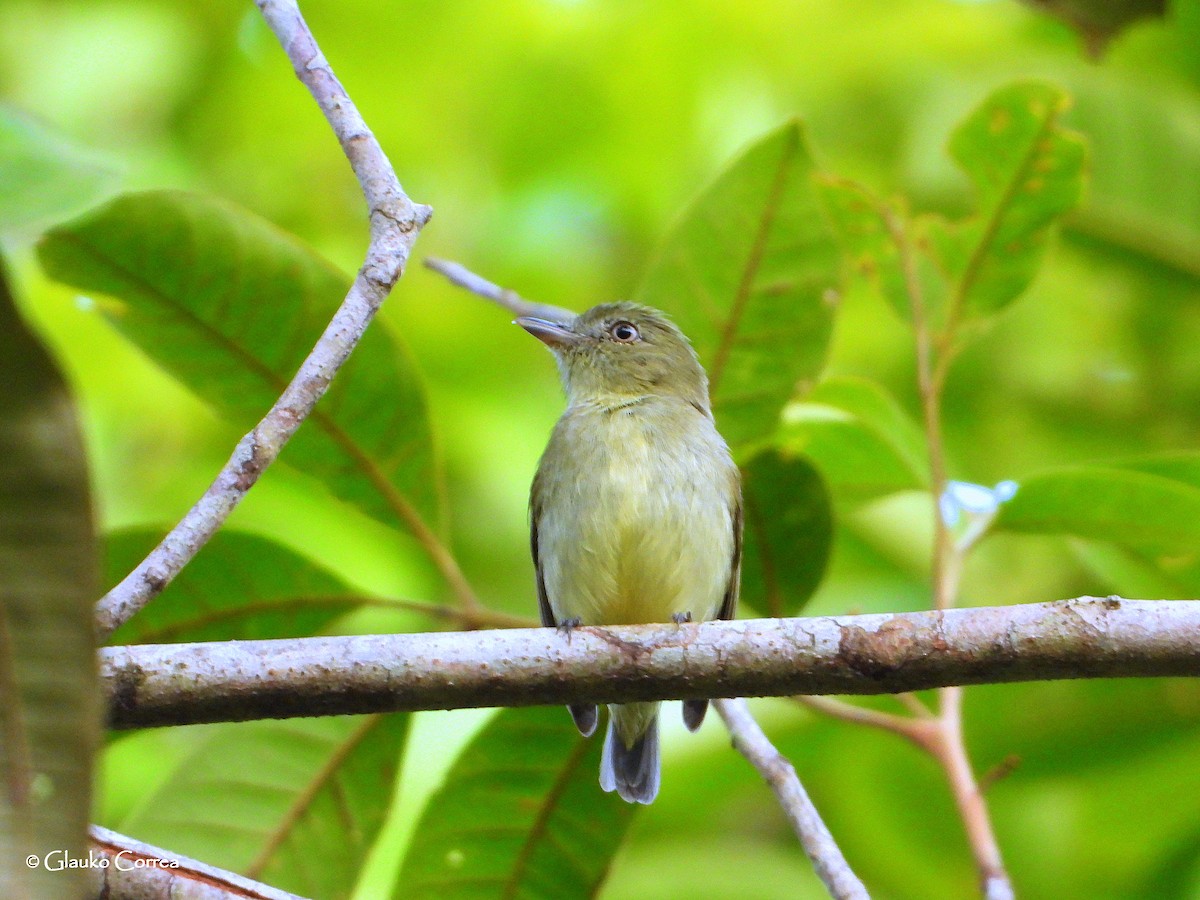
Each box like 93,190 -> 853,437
3,0 -> 1200,897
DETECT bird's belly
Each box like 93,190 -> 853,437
539,435 -> 733,627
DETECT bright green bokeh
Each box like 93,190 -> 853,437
4,1 -> 1199,897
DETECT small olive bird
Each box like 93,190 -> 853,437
519,302 -> 742,804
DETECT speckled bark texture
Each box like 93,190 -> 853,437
102,597 -> 1200,729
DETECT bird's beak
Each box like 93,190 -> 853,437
515,316 -> 584,348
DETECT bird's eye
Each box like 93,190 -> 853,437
610,321 -> 640,343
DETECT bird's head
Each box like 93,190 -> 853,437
518,303 -> 709,411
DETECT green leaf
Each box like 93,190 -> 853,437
105,529 -> 372,643
740,450 -> 832,617
1116,452 -> 1200,488
1018,0 -> 1167,57
1070,540 -> 1190,599
1064,72 -> 1200,284
815,176 -> 911,319
637,120 -> 840,449
116,714 -> 407,900
938,80 -> 1087,317
1067,454 -> 1200,593
37,190 -> 442,537
0,104 -> 117,239
398,706 -> 635,899
781,377 -> 927,504
995,465 -> 1200,557
0,258 -> 99,898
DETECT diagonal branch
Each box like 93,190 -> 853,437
94,0 -> 433,642
88,825 -> 306,900
716,698 -> 869,900
101,597 -> 1200,729
424,257 -> 577,321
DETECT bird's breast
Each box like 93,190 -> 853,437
534,402 -> 736,626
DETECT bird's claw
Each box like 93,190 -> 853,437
557,617 -> 582,642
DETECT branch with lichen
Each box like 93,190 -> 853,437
93,0 -> 438,642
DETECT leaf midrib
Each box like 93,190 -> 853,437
244,715 -> 384,880
53,231 -> 434,543
707,128 -> 799,396
501,736 -> 594,899
953,96 -> 1061,309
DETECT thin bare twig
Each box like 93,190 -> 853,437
123,595 -> 532,644
796,696 -> 938,754
94,0 -> 437,641
881,207 -> 953,612
716,698 -> 869,900
99,598 -> 1200,729
884,203 -> 1013,897
938,686 -> 1013,900
424,257 -> 577,321
88,825 -> 306,900
895,691 -> 935,719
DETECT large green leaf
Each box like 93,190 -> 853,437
105,528 -> 376,644
0,104 -> 117,239
995,464 -> 1200,557
636,120 -> 840,449
781,377 -> 927,504
739,449 -> 832,617
0,258 -> 98,898
115,714 -> 407,900
37,190 -> 442,536
397,706 -> 635,899
935,81 -> 1087,317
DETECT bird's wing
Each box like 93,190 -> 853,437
530,498 -> 557,628
717,492 -> 742,622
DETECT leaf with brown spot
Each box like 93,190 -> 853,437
932,81 -> 1088,319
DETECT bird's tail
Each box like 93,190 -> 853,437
600,702 -> 660,804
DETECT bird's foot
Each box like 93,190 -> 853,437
671,611 -> 694,625
557,616 -> 582,641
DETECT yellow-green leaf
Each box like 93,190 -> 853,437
939,80 -> 1088,317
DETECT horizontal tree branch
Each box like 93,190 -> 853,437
102,597 -> 1200,729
